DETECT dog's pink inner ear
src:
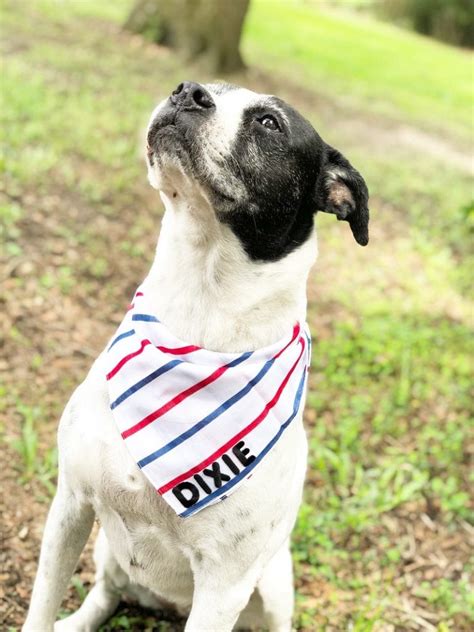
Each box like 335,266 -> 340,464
327,179 -> 354,210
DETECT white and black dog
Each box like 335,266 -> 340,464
23,82 -> 368,632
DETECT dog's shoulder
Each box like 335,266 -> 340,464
58,353 -> 111,442
57,353 -> 127,489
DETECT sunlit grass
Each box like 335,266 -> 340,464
244,0 -> 473,142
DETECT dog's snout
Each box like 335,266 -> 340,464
170,81 -> 215,111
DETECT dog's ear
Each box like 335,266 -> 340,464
314,144 -> 369,246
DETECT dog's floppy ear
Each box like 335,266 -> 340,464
315,144 -> 369,246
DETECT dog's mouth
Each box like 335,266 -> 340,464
147,101 -> 187,153
148,117 -> 179,151
147,108 -> 243,208
147,116 -> 192,175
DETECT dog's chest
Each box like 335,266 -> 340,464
85,434 -> 298,605
90,411 -> 305,536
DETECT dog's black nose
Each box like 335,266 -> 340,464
170,81 -> 215,111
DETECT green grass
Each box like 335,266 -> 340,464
1,1 -> 472,630
10,401 -> 58,498
291,313 -> 472,628
244,0 -> 474,142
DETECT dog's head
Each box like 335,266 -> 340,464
146,81 -> 369,261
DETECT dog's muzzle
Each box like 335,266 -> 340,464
147,81 -> 215,157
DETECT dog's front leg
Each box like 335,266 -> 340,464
23,481 -> 94,632
185,565 -> 260,632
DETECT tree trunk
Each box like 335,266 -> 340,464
124,0 -> 250,73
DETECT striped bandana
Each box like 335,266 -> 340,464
105,288 -> 311,517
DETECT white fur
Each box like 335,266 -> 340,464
23,90 -> 318,632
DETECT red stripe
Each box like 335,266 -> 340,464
157,336 -> 305,495
128,291 -> 144,310
156,344 -> 200,355
121,324 -> 300,440
106,339 -> 151,380
275,323 -> 300,359
122,362 -> 235,439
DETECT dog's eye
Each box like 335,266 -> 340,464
258,115 -> 281,132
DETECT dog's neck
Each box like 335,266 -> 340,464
141,191 -> 317,352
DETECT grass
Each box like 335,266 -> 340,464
292,314 -> 472,626
1,0 -> 472,630
244,0 -> 474,143
9,401 -> 58,498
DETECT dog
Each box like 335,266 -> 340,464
23,81 -> 369,632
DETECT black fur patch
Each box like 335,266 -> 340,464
216,98 -> 324,261
217,98 -> 369,259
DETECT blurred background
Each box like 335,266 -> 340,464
1,1 -> 472,630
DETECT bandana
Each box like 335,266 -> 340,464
105,288 -> 311,517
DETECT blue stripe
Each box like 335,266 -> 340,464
137,351 -> 262,468
110,359 -> 183,410
132,314 -> 160,323
108,329 -> 135,351
179,368 -> 308,517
